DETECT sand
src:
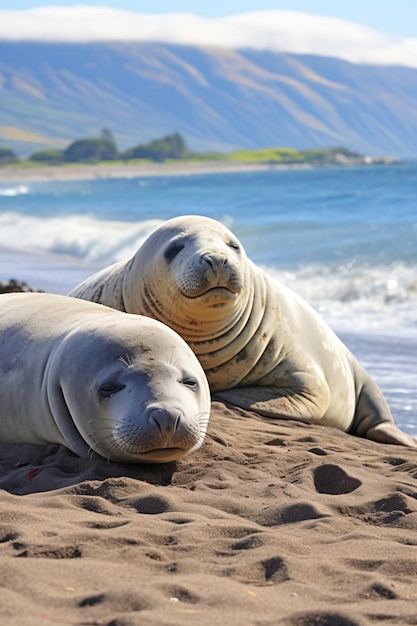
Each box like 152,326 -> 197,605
1,401 -> 417,626
0,161 -> 312,183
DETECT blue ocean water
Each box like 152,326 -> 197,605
1,163 -> 417,433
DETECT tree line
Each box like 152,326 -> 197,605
0,129 -> 189,165
0,130 -> 385,168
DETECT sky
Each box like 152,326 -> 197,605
0,2 -> 416,67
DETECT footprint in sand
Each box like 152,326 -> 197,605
313,464 -> 362,495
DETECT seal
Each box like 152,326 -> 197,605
69,215 -> 417,449
0,292 -> 211,463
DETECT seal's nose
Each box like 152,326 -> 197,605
202,251 -> 228,271
148,407 -> 182,437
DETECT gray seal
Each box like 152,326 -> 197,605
0,292 -> 210,463
69,215 -> 417,448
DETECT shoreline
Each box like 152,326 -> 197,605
0,160 -> 314,183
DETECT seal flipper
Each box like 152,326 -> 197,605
351,377 -> 417,448
47,384 -> 92,457
213,384 -> 329,422
365,422 -> 417,448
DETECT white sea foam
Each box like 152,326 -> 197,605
0,186 -> 30,197
264,262 -> 417,332
0,212 -> 163,264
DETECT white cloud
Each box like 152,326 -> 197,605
1,6 -> 417,68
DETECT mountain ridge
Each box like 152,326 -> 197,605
1,41 -> 417,158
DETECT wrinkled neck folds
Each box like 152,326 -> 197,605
138,261 -> 268,367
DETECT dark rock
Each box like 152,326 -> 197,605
0,279 -> 43,294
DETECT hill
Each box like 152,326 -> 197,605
1,42 -> 417,158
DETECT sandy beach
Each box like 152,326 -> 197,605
1,402 -> 417,625
0,161 -> 313,183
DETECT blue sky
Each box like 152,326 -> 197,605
0,0 -> 416,39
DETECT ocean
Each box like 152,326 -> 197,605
1,163 -> 416,435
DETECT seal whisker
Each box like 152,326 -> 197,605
85,425 -> 113,440
87,445 -> 98,461
117,354 -> 133,369
88,432 -> 117,456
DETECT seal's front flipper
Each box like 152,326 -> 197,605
352,377 -> 417,448
213,385 -> 327,422
365,422 -> 417,448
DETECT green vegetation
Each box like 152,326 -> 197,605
64,138 -> 118,163
63,130 -> 118,162
29,149 -> 65,164
0,129 -> 373,169
224,146 -> 364,165
121,133 -> 187,162
226,147 -> 305,163
0,147 -> 18,164
299,147 -> 364,164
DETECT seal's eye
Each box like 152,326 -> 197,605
98,382 -> 126,398
182,377 -> 198,390
164,243 -> 184,262
227,240 -> 240,252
